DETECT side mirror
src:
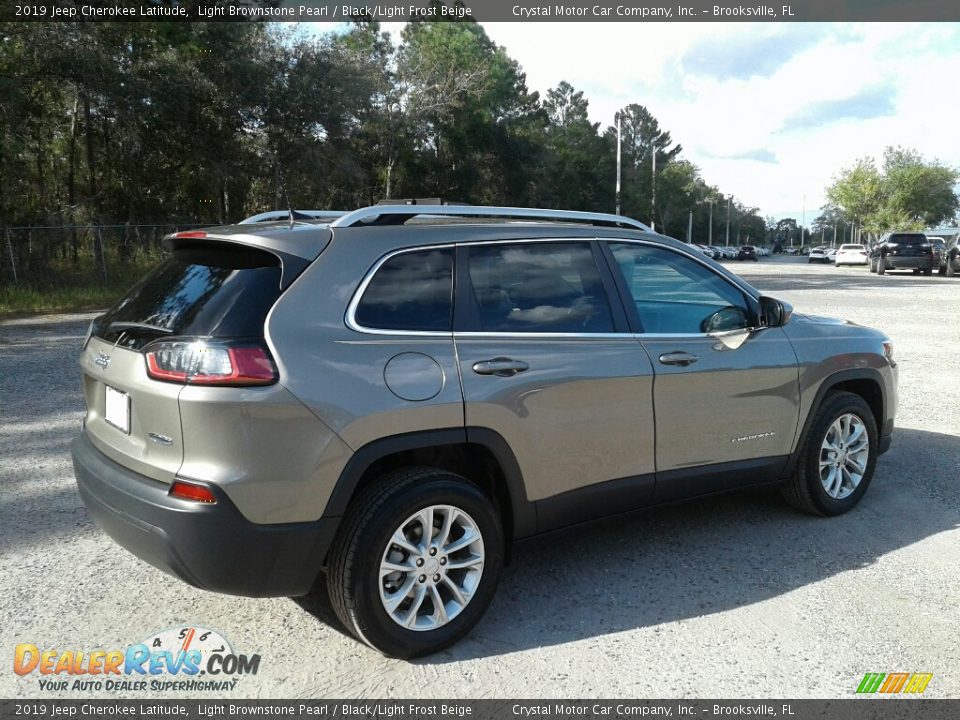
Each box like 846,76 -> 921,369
759,296 -> 792,327
701,306 -> 750,334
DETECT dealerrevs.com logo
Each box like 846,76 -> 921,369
856,672 -> 933,694
14,626 -> 260,693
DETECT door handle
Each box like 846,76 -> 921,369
472,358 -> 530,377
658,351 -> 699,367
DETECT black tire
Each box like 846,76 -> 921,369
877,259 -> 886,275
782,391 -> 878,516
327,467 -> 504,658
939,265 -> 946,276
869,258 -> 877,273
923,266 -> 933,276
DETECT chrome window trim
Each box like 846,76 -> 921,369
345,244 -> 456,337
345,236 -> 760,338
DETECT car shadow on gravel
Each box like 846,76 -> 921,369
294,428 -> 960,661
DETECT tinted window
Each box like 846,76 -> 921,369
355,248 -> 453,331
609,243 -> 752,334
94,245 -> 282,349
465,242 -> 613,333
888,234 -> 926,245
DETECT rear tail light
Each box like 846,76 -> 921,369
144,340 -> 277,386
169,479 -> 217,503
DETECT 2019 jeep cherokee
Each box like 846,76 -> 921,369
72,205 -> 897,658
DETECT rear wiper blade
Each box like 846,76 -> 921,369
105,321 -> 173,335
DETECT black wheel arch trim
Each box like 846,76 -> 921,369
323,427 -> 537,540
782,367 -> 890,479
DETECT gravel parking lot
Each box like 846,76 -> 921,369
2,256 -> 958,699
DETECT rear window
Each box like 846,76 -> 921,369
889,234 -> 926,244
840,244 -> 863,250
94,244 -> 282,349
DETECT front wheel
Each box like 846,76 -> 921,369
327,467 -> 503,658
877,259 -> 886,275
782,391 -> 878,516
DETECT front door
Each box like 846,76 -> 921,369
604,240 -> 801,502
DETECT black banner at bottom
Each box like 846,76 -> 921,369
1,700 -> 958,720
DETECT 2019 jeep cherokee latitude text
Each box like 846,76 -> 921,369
72,205 -> 897,658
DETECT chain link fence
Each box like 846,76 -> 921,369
0,223 -> 209,288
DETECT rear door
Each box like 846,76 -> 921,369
602,240 -> 801,502
453,240 -> 657,530
81,242 -> 287,483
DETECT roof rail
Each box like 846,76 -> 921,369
329,204 -> 651,231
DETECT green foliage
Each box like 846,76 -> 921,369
1,19 -> 770,304
826,148 -> 959,236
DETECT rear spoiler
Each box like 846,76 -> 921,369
163,229 -> 328,290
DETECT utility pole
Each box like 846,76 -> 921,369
687,210 -> 693,243
725,196 -> 731,246
615,114 -> 621,216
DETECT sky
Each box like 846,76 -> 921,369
311,22 -> 960,223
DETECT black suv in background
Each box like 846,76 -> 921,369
869,232 -> 935,275
737,245 -> 758,261
942,236 -> 960,277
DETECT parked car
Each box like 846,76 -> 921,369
694,244 -> 722,260
834,244 -> 869,266
942,236 -> 960,277
926,237 -> 945,273
783,247 -> 799,255
808,247 -> 832,263
869,232 -> 935,275
72,204 -> 898,658
737,245 -> 758,261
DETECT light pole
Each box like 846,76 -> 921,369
725,196 -> 731,246
801,194 -> 806,248
651,149 -> 656,232
708,199 -> 714,245
615,114 -> 621,216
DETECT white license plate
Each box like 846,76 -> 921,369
104,385 -> 130,434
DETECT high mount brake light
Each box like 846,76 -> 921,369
144,340 -> 277,386
171,231 -> 208,239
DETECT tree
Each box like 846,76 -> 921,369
539,82 -> 611,210
606,104 -> 682,225
827,148 -> 959,238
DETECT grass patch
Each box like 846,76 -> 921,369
0,282 -> 133,315
0,256 -> 160,316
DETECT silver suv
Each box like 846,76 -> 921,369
72,205 -> 898,657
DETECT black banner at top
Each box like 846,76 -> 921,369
3,0 -> 960,22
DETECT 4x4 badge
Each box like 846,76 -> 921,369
94,353 -> 111,369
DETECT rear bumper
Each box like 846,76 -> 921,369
883,255 -> 933,269
72,433 -> 336,597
